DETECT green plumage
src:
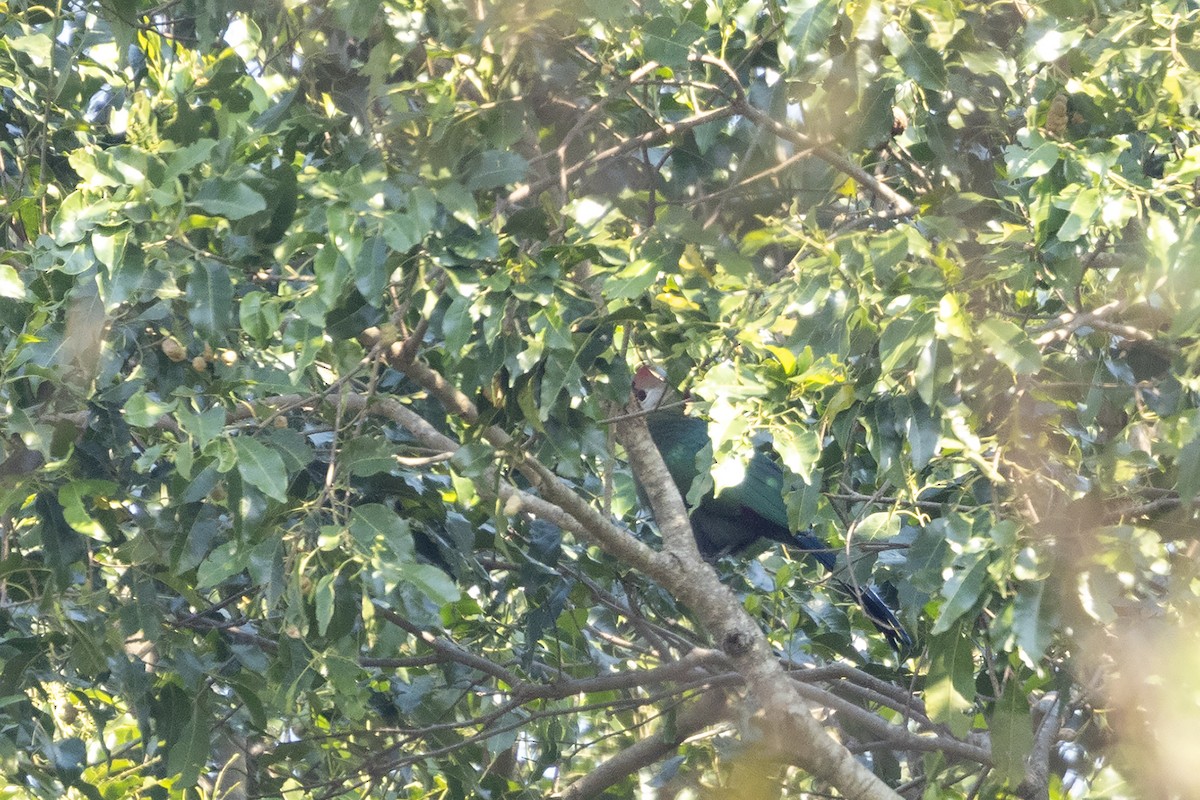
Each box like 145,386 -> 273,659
644,410 -> 796,556
642,407 -> 911,650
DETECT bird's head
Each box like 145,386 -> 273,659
632,365 -> 670,410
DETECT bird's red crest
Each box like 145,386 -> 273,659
632,365 -> 667,408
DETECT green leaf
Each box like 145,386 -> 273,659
450,441 -> 496,480
880,312 -> 935,375
397,562 -> 460,605
252,87 -> 299,132
343,438 -> 399,477
905,402 -> 939,470
51,191 -> 115,243
350,504 -> 412,558
72,145 -> 161,188
187,260 -> 234,342
463,150 -> 529,191
262,428 -> 315,475
189,177 -> 268,219
605,258 -> 660,300
6,32 -> 54,66
892,39 -> 947,91
766,345 -> 797,376
518,379 -> 546,431
1013,578 -> 1053,662
643,16 -> 703,67
441,294 -> 475,356
163,139 -> 219,182
1078,567 -> 1121,624
855,512 -> 901,541
436,181 -> 479,227
58,480 -> 118,540
1054,187 -> 1100,242
315,572 -> 338,636
977,318 -> 1041,375
353,235 -> 390,302
196,541 -> 246,588
177,405 -> 227,449
91,228 -> 128,271
0,264 -> 25,299
381,212 -> 424,253
990,678 -> 1035,784
166,694 -> 211,787
176,440 -> 194,479
783,0 -> 838,66
774,425 -> 821,483
232,437 -> 289,502
857,80 -> 898,150
932,549 -> 990,634
1178,433 -> 1200,506
226,676 -> 268,730
926,621 -> 976,737
1005,141 -> 1061,179
240,291 -> 281,345
125,388 -> 176,428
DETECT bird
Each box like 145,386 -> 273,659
632,366 -> 911,651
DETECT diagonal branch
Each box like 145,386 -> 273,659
730,97 -> 916,217
697,53 -> 916,218
556,690 -> 731,799
343,340 -> 905,799
616,413 -> 903,799
506,105 -> 739,204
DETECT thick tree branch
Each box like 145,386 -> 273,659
271,349 -> 904,799
356,345 -> 904,798
614,413 -> 904,799
1021,692 -> 1062,800
387,358 -> 672,575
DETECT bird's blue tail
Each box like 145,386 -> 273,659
790,533 -> 912,652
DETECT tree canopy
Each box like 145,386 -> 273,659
2,0 -> 1200,797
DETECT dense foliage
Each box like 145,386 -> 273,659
2,0 -> 1199,797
